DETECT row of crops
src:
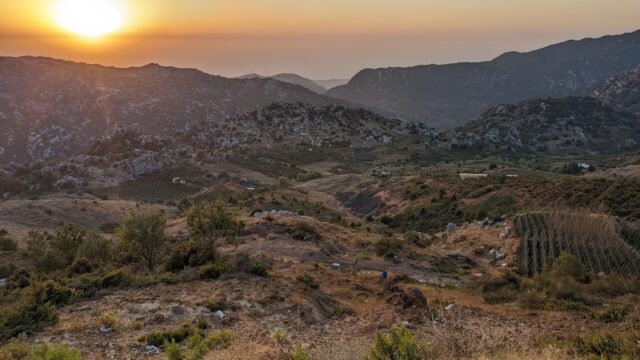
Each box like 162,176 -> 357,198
514,212 -> 640,277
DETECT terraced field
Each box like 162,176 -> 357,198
514,212 -> 640,277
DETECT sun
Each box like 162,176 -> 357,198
55,0 -> 123,37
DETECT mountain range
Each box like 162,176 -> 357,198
431,66 -> 640,156
236,73 -> 348,93
0,57 -> 349,163
328,29 -> 640,129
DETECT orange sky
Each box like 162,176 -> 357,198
2,0 -> 640,79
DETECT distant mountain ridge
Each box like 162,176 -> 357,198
0,57 -> 349,163
328,29 -> 640,129
237,73 -> 328,93
430,66 -> 640,157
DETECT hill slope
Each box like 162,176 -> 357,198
593,65 -> 640,115
432,97 -> 640,156
0,57 -> 345,163
328,30 -> 640,129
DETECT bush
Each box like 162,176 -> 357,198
165,241 -> 217,272
116,212 -> 166,271
32,343 -> 82,360
289,223 -> 323,243
76,234 -> 112,265
0,237 -> 17,252
0,263 -> 16,279
593,306 -> 631,323
164,339 -> 184,360
549,252 -> 585,281
230,253 -> 271,277
297,274 -> 319,289
0,340 -> 30,360
35,281 -> 78,306
98,311 -> 119,329
203,330 -> 234,350
272,328 -> 288,344
0,341 -> 81,360
375,237 -> 403,259
141,325 -> 194,346
0,301 -> 58,343
199,263 -> 230,280
291,344 -> 312,360
68,257 -> 93,275
186,201 -> 243,247
566,332 -> 640,358
364,326 -> 425,360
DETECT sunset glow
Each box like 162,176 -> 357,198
54,0 -> 123,37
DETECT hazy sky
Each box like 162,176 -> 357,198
2,0 -> 640,79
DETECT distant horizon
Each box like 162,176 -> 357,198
3,0 -> 640,79
3,27 -> 640,82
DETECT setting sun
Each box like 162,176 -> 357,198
54,0 -> 123,37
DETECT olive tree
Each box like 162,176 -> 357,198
116,212 -> 166,271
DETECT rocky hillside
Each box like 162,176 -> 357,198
1,103 -> 430,192
432,97 -> 640,156
0,57 -> 347,163
593,65 -> 640,115
328,29 -> 640,129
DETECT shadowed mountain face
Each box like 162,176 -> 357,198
0,57 -> 345,163
593,65 -> 640,116
328,30 -> 640,129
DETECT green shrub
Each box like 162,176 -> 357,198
76,234 -> 112,264
141,326 -> 193,346
479,272 -> 521,305
35,281 -> 78,306
289,223 -> 323,242
186,201 -> 243,247
549,252 -> 585,281
593,306 -> 631,323
116,212 -> 166,271
364,326 -> 425,360
375,237 -> 403,259
0,237 -> 17,252
32,343 -> 82,360
203,330 -> 234,350
230,253 -> 271,277
165,241 -> 217,272
0,301 -> 58,343
0,340 -> 30,360
0,263 -> 16,279
164,339 -> 184,360
156,272 -> 178,285
297,274 -> 319,289
0,341 -> 82,360
68,258 -> 93,275
198,263 -> 230,280
587,273 -> 638,296
566,332 -> 640,358
291,344 -> 312,360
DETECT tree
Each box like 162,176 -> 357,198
116,212 -> 166,271
186,202 -> 243,247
